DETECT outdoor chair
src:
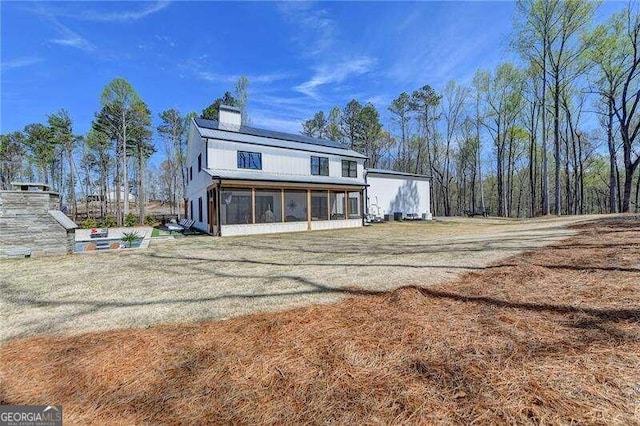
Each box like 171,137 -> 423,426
166,219 -> 195,235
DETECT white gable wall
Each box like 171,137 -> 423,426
206,138 -> 366,184
366,174 -> 432,220
185,123 -> 212,231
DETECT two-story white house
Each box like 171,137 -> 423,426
185,105 -> 368,236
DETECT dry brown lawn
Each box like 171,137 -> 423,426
1,215 -> 595,341
1,216 -> 639,424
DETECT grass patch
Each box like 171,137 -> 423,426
1,216 -> 589,342
1,217 -> 638,423
151,228 -> 160,237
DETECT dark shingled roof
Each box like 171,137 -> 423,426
194,118 -> 346,150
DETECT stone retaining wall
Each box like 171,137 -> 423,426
0,191 -> 76,258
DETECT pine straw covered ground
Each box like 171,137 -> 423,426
1,217 -> 639,424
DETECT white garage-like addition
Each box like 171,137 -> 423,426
365,169 -> 432,221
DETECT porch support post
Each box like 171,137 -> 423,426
327,189 -> 330,220
217,183 -> 221,236
251,187 -> 256,224
307,189 -> 311,230
281,188 -> 285,223
345,190 -> 349,218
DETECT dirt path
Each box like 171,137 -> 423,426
0,215 -> 605,341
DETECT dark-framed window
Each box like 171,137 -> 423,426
198,154 -> 202,172
342,160 -> 357,178
198,197 -> 203,222
311,156 -> 329,176
237,151 -> 262,170
190,166 -> 193,181
190,200 -> 193,220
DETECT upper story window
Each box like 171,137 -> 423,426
190,166 -> 193,181
237,151 -> 262,170
198,154 -> 202,172
311,156 -> 329,176
342,160 -> 357,178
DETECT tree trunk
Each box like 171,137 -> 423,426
622,167 -> 636,212
616,161 -> 623,213
578,134 -> 585,215
67,148 -> 78,220
606,100 -> 617,213
541,73 -> 549,214
476,116 -> 485,212
497,142 -> 505,217
115,142 -> 122,226
553,77 -> 561,215
622,142 -> 639,212
564,134 -> 571,215
138,155 -> 146,223
123,111 -> 129,222
529,102 -> 537,217
100,160 -> 108,218
506,135 -> 514,217
635,169 -> 640,213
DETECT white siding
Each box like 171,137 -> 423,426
206,138 -> 365,185
366,174 -> 432,220
185,124 -> 212,232
221,219 -> 361,237
310,219 -> 361,231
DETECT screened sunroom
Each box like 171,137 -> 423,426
219,188 -> 363,224
201,179 -> 365,236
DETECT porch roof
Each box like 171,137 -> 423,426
204,169 -> 367,188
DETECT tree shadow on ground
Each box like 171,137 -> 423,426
4,270 -> 638,341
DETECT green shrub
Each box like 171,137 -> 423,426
81,218 -> 98,229
124,213 -> 138,227
144,214 -> 158,226
101,216 -> 117,228
121,231 -> 140,248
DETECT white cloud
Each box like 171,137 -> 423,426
249,110 -> 304,134
276,2 -> 336,57
247,92 -> 326,132
27,4 -> 96,52
30,1 -> 171,23
276,2 -> 380,105
48,17 -> 95,52
50,36 -> 94,51
196,70 -> 293,85
84,1 -> 171,22
385,4 -> 509,88
155,35 -> 176,48
295,57 -> 376,99
1,57 -> 42,71
364,94 -> 393,109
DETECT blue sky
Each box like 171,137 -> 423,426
0,1 -> 627,166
